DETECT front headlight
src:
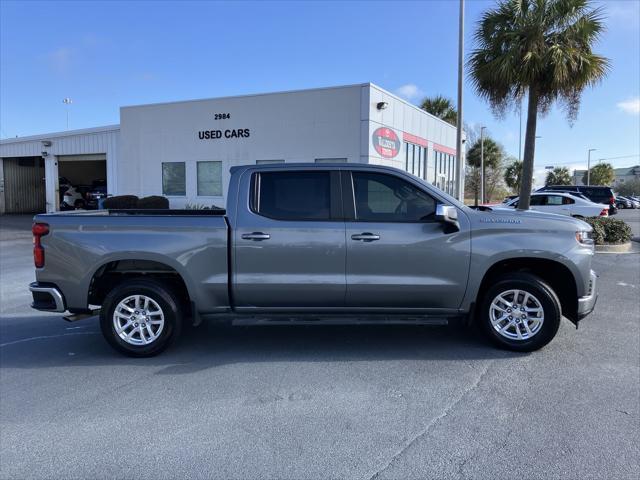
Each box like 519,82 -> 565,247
576,230 -> 594,246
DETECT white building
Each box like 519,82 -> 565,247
0,83 -> 461,214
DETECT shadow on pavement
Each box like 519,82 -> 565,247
1,318 -> 521,373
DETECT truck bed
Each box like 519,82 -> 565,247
33,210 -> 230,314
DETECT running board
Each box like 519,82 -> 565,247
63,309 -> 100,322
231,317 -> 450,326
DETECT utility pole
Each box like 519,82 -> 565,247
455,0 -> 465,201
480,126 -> 486,204
63,97 -> 73,130
587,148 -> 596,185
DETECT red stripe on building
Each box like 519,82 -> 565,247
402,132 -> 428,148
433,143 -> 457,156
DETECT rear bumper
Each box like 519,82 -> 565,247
577,270 -> 598,320
29,282 -> 66,313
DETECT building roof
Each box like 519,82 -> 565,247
0,125 -> 120,144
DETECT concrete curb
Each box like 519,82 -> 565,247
595,242 -> 636,253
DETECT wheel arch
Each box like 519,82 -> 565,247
87,256 -> 194,312
474,257 -> 579,324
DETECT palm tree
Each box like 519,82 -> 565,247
468,0 -> 609,210
419,95 -> 457,126
545,166 -> 572,185
504,159 -> 523,192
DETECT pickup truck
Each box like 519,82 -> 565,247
29,163 -> 598,357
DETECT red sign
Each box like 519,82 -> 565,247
372,127 -> 400,158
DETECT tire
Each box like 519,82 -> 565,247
478,272 -> 561,352
74,199 -> 86,209
100,278 -> 183,357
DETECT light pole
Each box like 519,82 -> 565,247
455,0 -> 465,201
63,97 -> 73,129
480,126 -> 486,204
586,149 -> 596,185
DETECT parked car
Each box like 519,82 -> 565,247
504,192 -> 609,218
537,185 -> 616,214
615,196 -> 634,209
29,163 -> 597,356
85,180 -> 107,209
620,195 -> 639,209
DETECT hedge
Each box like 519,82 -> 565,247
137,195 -> 169,209
102,195 -> 139,209
584,217 -> 632,245
102,195 -> 170,209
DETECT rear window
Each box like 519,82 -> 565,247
579,187 -> 613,203
251,171 -> 331,221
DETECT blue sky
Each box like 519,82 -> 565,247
1,0 -> 638,185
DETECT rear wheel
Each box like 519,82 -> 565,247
100,278 -> 182,357
479,273 -> 561,352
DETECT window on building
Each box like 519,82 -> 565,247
404,142 -> 427,179
315,158 -> 347,163
256,159 -> 285,164
352,171 -> 436,222
162,162 -> 186,196
251,171 -> 331,220
197,161 -> 222,196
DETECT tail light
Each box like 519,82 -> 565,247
32,222 -> 49,268
599,209 -> 608,216
609,196 -> 615,204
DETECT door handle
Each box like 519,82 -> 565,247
351,232 -> 380,242
241,232 -> 271,241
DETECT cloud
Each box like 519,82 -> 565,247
395,84 -> 424,101
617,97 -> 640,115
48,47 -> 72,74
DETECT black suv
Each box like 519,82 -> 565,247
537,185 -> 617,214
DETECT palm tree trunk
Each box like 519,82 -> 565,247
517,89 -> 539,210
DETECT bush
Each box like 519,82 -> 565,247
137,195 -> 169,209
103,195 -> 139,209
584,217 -> 632,245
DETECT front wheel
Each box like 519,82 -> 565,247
478,273 -> 561,352
100,278 -> 183,357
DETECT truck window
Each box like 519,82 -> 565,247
252,171 -> 331,221
352,172 -> 436,222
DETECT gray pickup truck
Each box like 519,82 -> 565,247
30,163 -> 598,356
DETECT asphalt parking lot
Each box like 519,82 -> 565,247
1,212 -> 639,479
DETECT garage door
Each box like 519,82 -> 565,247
2,157 -> 46,213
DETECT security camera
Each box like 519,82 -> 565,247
41,140 -> 52,147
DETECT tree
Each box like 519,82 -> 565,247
465,133 -> 507,204
419,95 -> 457,126
617,178 -> 640,196
504,159 -> 523,193
467,137 -> 503,169
545,167 -> 572,185
469,0 -> 609,209
583,162 -> 614,186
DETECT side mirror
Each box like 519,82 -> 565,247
435,204 -> 460,232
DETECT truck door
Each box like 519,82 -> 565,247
343,170 -> 471,310
232,169 -> 346,310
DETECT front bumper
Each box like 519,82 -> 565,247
29,282 -> 66,312
577,270 -> 598,319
